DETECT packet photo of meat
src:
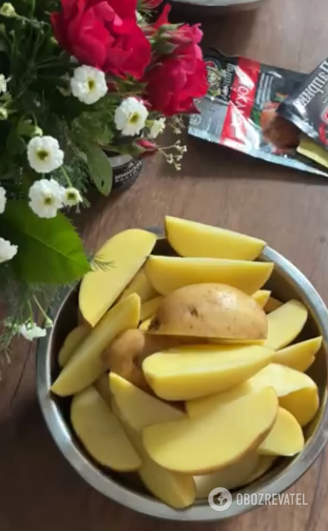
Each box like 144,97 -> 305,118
188,49 -> 328,178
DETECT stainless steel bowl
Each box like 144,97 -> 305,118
36,237 -> 328,521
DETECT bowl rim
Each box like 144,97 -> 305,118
36,244 -> 328,521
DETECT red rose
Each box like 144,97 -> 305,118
51,0 -> 151,79
136,139 -> 158,157
145,10 -> 208,116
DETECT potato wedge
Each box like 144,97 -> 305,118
58,324 -> 90,367
142,387 -> 278,474
110,372 -> 185,431
274,336 -> 322,372
165,216 -> 266,260
195,453 -> 260,498
71,387 -> 141,471
252,290 -> 271,308
140,296 -> 164,321
94,373 -> 111,407
118,266 -> 158,304
145,256 -> 274,296
186,381 -> 254,418
264,300 -> 308,350
248,456 -> 277,482
143,344 -> 274,401
51,294 -> 140,396
147,283 -> 268,340
250,363 -> 319,426
79,229 -> 156,326
139,318 -> 151,331
265,297 -> 283,313
257,408 -> 304,456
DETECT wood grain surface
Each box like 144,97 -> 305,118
2,0 -> 328,529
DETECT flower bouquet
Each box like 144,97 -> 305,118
0,0 -> 208,355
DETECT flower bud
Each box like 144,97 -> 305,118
0,3 -> 16,17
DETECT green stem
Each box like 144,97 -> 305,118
61,166 -> 72,187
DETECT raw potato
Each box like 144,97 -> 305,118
139,318 -> 151,331
58,324 -> 90,367
147,284 -> 268,340
249,363 -> 319,426
165,216 -> 266,260
71,387 -> 141,471
51,294 -> 140,396
109,372 -> 185,431
257,407 -> 304,456
195,453 -> 260,498
143,345 -> 274,401
142,387 -> 278,474
265,297 -> 283,313
145,255 -> 274,296
252,290 -> 271,308
248,456 -> 277,482
186,381 -> 254,418
102,329 -> 194,391
140,296 -> 163,321
94,373 -> 111,407
118,266 -> 157,303
79,229 -> 156,326
264,300 -> 308,349
274,336 -> 322,372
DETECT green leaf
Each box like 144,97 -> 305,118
0,200 -> 91,284
85,145 -> 113,196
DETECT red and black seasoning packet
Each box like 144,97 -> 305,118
188,49 -> 328,178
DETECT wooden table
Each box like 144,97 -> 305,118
2,0 -> 328,529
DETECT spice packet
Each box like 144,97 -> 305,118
278,59 -> 328,152
188,49 -> 328,178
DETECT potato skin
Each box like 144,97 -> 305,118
148,283 -> 268,340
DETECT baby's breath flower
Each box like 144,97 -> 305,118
27,136 -> 64,174
19,322 -> 47,341
70,65 -> 108,105
0,237 -> 17,263
0,3 -> 16,17
115,97 -> 148,136
28,178 -> 65,218
63,187 -> 83,207
0,186 -> 7,214
149,118 -> 166,139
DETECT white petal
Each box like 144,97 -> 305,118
0,237 -> 18,263
70,65 -> 107,105
27,136 -> 64,173
0,186 -> 7,214
114,97 -> 148,136
28,178 -> 65,218
19,323 -> 47,341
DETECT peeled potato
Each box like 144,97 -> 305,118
147,283 -> 268,340
165,216 -> 266,260
265,297 -> 283,313
264,300 -> 308,350
145,256 -> 274,296
143,344 -> 274,401
94,373 -> 111,407
79,229 -> 156,326
257,407 -> 304,456
51,293 -> 140,396
140,296 -> 164,321
248,456 -> 277,482
194,453 -> 260,498
274,336 -> 322,372
252,290 -> 271,309
58,324 -> 90,367
142,387 -> 278,474
118,266 -> 158,304
186,381 -> 254,418
71,386 -> 141,471
139,318 -> 152,331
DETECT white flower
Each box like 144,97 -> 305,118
27,136 -> 64,174
28,178 -> 65,218
114,97 -> 148,136
0,107 -> 8,120
0,237 -> 17,263
19,322 -> 47,341
149,118 -> 166,139
0,3 -> 16,16
0,186 -> 6,214
70,66 -> 107,105
0,74 -> 7,94
63,187 -> 82,206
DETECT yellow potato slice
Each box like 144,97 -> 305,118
142,387 -> 278,474
194,453 -> 260,498
51,293 -> 140,396
274,336 -> 322,372
263,300 -> 308,349
248,456 -> 277,482
265,297 -> 283,313
118,266 -> 158,304
186,381 -> 254,418
145,256 -> 274,296
58,324 -> 90,367
71,387 -> 141,471
249,363 -> 319,426
257,407 -> 304,456
252,290 -> 271,308
165,216 -> 266,260
139,318 -> 151,331
79,229 -> 156,326
109,372 -> 185,431
143,345 -> 274,401
94,373 -> 111,407
140,296 -> 164,321
147,283 -> 268,340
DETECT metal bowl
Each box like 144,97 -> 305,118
36,236 -> 328,521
